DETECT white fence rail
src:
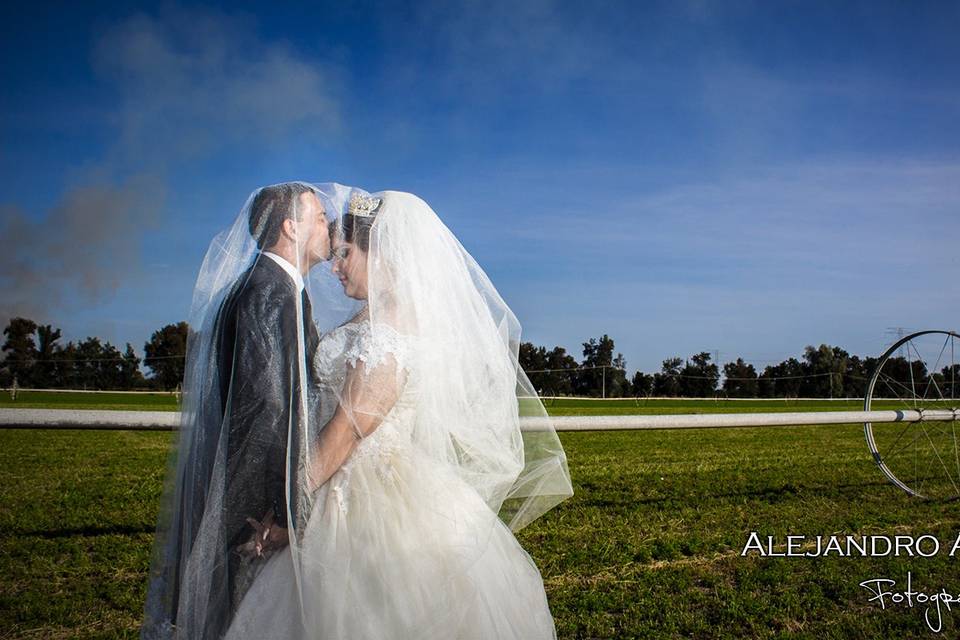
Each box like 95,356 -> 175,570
1,408 -> 957,431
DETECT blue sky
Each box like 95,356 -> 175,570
2,0 -> 958,374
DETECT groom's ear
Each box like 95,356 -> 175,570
279,217 -> 298,243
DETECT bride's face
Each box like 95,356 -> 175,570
331,236 -> 369,300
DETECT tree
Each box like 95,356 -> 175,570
758,357 -> 805,398
119,343 -> 144,389
33,324 -> 62,388
72,338 -> 99,390
519,342 -> 548,393
53,342 -> 79,389
98,341 -> 124,389
2,317 -> 38,387
579,335 -> 628,397
723,358 -> 758,398
71,337 -> 124,390
843,355 -> 876,398
609,352 -> 629,397
543,346 -> 578,396
873,356 -> 928,400
518,342 -> 580,396
144,322 -> 189,390
630,370 -> 653,397
941,364 -> 960,400
801,344 -> 849,398
678,352 -> 719,397
653,357 -> 682,397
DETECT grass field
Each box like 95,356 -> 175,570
0,391 -> 180,412
1,396 -> 958,638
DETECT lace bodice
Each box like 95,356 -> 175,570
313,320 -> 417,513
314,320 -> 412,392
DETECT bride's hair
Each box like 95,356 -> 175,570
337,213 -> 375,251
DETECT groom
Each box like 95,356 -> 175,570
142,182 -> 332,640
213,182 -> 329,627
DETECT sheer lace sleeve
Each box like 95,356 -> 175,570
338,322 -> 411,438
343,321 -> 412,374
307,321 -> 412,492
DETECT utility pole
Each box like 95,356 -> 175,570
714,349 -> 722,391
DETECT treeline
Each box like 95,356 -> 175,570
0,317 -> 188,391
520,336 -> 960,399
5,317 -> 956,398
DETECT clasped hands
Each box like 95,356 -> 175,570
236,508 -> 289,561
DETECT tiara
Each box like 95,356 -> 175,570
347,193 -> 383,218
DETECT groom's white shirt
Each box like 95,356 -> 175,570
263,251 -> 305,293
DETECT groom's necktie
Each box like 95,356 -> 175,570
300,289 -> 313,321
300,289 -> 319,361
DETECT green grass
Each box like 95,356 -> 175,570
1,415 -> 958,638
0,391 -> 179,412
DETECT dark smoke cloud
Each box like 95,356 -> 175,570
1,6 -> 339,334
0,176 -> 164,325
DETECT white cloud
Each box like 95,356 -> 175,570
93,7 -> 340,162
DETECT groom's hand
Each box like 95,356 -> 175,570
236,508 -> 290,560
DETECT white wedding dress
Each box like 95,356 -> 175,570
224,319 -> 557,640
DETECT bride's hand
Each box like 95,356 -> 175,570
236,508 -> 289,560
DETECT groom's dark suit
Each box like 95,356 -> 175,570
213,254 -> 320,624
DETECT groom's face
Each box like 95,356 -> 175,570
297,192 -> 331,267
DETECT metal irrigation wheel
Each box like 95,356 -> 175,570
864,330 -> 960,499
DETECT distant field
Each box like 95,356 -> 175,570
0,390 -> 179,412
1,415 -> 957,638
0,390 -> 907,415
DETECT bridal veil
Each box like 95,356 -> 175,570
141,184 -> 572,639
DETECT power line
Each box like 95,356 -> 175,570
522,366 -> 838,382
524,364 -> 623,373
2,354 -> 184,364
